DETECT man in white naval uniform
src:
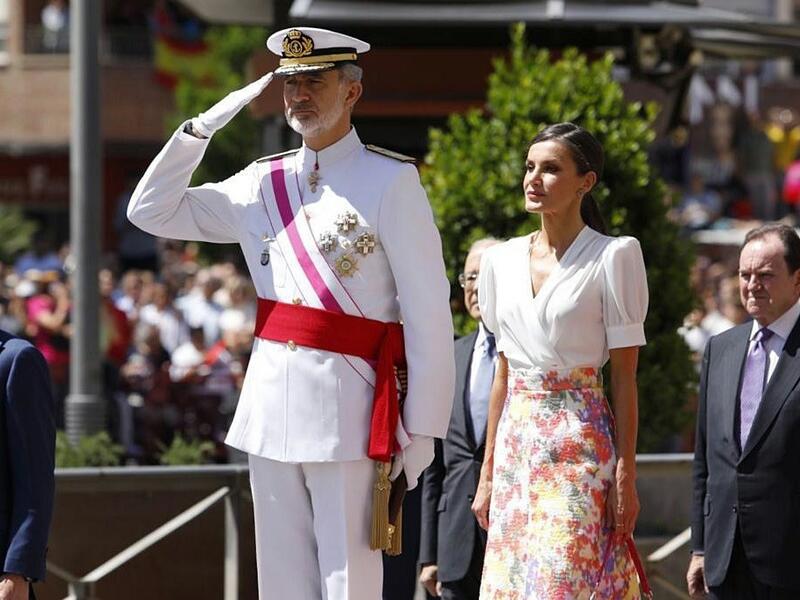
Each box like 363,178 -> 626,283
127,27 -> 455,600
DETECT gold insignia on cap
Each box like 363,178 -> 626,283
335,254 -> 358,277
282,29 -> 314,58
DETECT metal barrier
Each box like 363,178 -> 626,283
49,465 -> 250,600
647,527 -> 692,599
49,456 -> 696,599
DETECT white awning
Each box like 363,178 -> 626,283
287,1 -> 755,27
174,0 -> 275,26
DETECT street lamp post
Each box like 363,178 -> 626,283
66,0 -> 103,444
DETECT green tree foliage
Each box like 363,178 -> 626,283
158,434 -> 215,466
423,24 -> 694,450
169,26 -> 265,185
0,207 -> 38,265
165,26 -> 265,263
56,431 -> 123,467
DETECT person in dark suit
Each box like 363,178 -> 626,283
382,484 -> 424,600
688,223 -> 800,600
419,239 -> 499,599
0,330 -> 56,600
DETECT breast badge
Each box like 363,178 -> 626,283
355,232 -> 376,255
316,211 -> 379,278
335,254 -> 358,277
319,231 -> 337,253
308,168 -> 321,193
335,211 -> 359,234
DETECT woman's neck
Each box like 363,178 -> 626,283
537,213 -> 586,256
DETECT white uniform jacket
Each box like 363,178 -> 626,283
128,125 -> 455,462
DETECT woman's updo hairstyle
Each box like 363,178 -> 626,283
530,122 -> 607,234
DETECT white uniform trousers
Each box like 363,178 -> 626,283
248,455 -> 382,600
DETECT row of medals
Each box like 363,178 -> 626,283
310,165 -> 375,276
261,213 -> 376,276
260,168 -> 377,276
319,211 -> 376,277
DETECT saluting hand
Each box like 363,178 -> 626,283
191,72 -> 274,138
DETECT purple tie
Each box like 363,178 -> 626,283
739,327 -> 774,448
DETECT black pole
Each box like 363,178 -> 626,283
66,0 -> 104,444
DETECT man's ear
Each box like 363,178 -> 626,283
345,81 -> 363,110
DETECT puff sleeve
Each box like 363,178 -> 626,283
478,248 -> 500,339
602,236 -> 649,349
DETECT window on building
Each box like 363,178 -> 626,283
24,0 -> 70,54
0,0 -> 8,61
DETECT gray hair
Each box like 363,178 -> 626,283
338,63 -> 363,83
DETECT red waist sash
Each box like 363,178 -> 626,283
254,298 -> 405,463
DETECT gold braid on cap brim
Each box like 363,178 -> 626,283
279,52 -> 357,67
275,63 -> 336,75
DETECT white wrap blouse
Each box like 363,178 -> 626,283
478,226 -> 649,371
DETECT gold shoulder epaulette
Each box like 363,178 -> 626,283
365,145 -> 416,164
256,148 -> 300,163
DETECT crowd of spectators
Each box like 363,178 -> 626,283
0,233 -> 255,465
679,254 -> 749,362
654,103 -> 800,232
648,100 -> 800,449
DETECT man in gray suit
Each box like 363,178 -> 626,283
688,223 -> 800,599
419,239 -> 499,599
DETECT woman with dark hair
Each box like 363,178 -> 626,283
471,123 -> 649,598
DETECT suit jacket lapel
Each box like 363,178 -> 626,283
720,324 -> 751,457
741,314 -> 800,461
456,331 -> 478,450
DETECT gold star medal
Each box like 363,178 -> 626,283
335,254 -> 358,277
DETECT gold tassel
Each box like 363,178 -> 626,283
386,505 -> 403,556
369,461 -> 391,551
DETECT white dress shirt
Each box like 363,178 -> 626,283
748,300 -> 800,385
468,323 -> 496,440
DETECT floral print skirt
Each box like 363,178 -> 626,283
480,366 -> 640,599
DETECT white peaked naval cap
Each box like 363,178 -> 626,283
266,27 -> 370,76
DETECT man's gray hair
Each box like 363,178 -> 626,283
339,63 -> 363,83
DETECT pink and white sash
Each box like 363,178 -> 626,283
257,156 -> 375,383
258,156 -> 363,315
